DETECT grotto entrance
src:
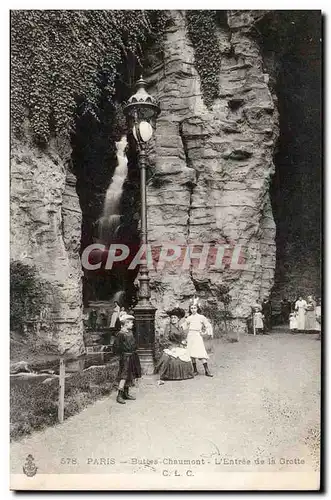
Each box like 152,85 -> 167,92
71,78 -> 141,337
258,11 -> 321,318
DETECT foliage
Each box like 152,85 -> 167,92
201,284 -> 232,336
10,360 -> 118,440
215,283 -> 232,308
11,10 -> 168,145
185,11 -> 222,108
10,261 -> 49,333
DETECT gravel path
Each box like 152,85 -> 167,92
11,332 -> 320,483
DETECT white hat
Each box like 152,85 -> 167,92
119,313 -> 135,323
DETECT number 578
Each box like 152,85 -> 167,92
60,458 -> 78,465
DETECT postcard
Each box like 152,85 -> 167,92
10,9 -> 321,491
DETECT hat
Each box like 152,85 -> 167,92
119,313 -> 135,323
166,307 -> 185,319
189,296 -> 201,308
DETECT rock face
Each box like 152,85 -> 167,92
9,10 -> 282,345
10,134 -> 84,356
146,11 -> 279,332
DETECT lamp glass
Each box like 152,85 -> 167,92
133,121 -> 153,143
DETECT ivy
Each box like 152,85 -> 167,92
11,10 -> 168,145
185,11 -> 222,108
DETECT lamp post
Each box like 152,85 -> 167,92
123,76 -> 160,374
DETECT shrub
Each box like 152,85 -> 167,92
201,285 -> 233,337
10,261 -> 49,333
10,377 -> 58,440
10,360 -> 118,441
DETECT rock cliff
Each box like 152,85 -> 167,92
10,133 -> 84,355
146,11 -> 279,332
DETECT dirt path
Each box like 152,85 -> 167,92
11,332 -> 320,480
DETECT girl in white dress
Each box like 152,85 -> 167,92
181,300 -> 213,377
253,308 -> 264,335
289,312 -> 298,331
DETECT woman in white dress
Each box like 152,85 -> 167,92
110,301 -> 120,328
181,300 -> 213,377
295,296 -> 307,331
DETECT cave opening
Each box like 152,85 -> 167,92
258,11 -> 321,310
71,66 -> 142,310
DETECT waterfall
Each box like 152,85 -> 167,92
99,135 -> 128,242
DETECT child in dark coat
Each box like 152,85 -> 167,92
114,313 -> 141,404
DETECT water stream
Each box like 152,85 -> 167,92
98,135 -> 128,242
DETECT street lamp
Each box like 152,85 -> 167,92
123,76 -> 160,374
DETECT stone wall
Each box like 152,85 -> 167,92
146,10 -> 279,333
10,133 -> 84,355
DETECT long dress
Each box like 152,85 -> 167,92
114,328 -> 141,385
295,299 -> 307,330
253,312 -> 264,330
262,300 -> 272,331
181,313 -> 213,359
155,324 -> 194,380
305,300 -> 316,331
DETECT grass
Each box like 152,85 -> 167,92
10,361 -> 118,441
